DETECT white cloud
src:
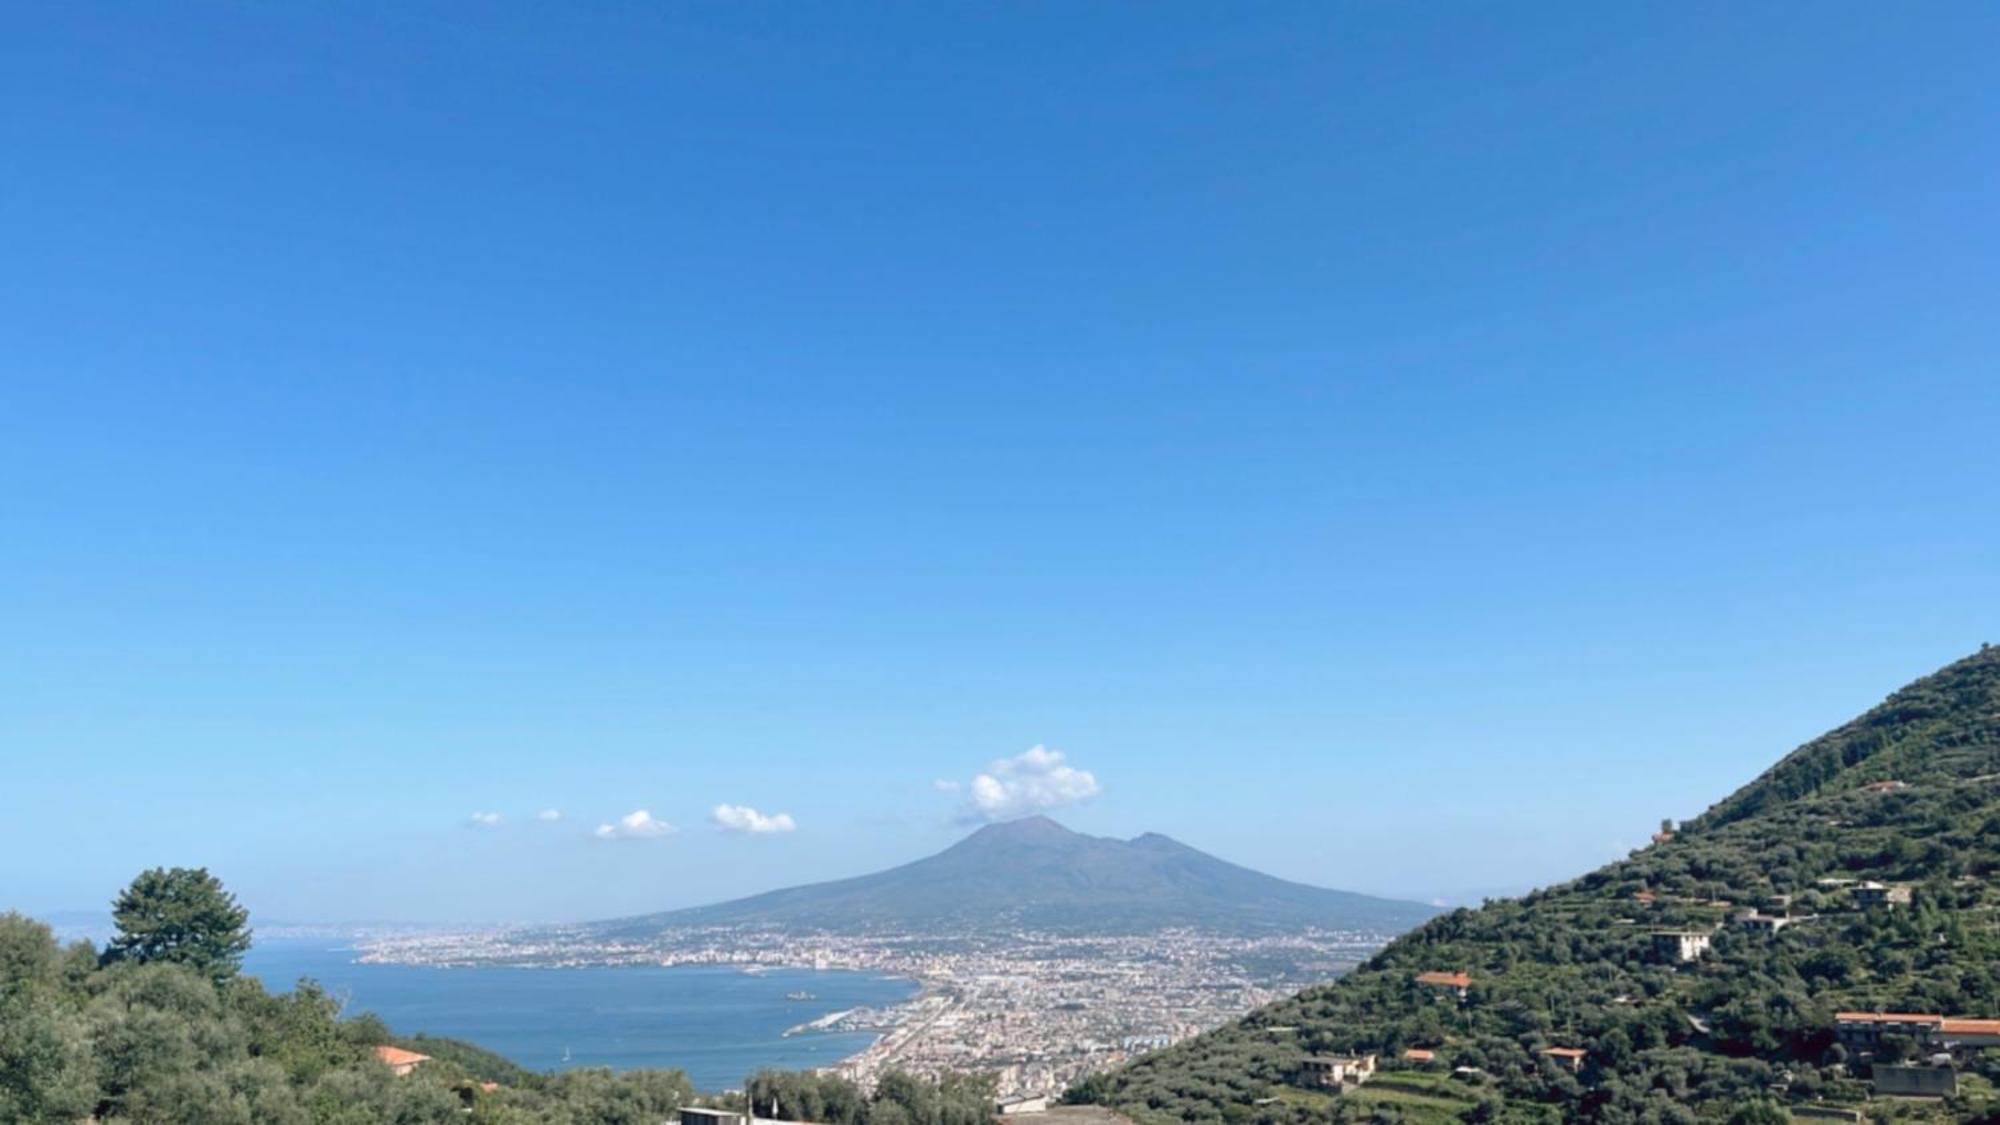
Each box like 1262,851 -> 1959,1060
959,745 -> 1101,822
711,804 -> 798,835
467,811 -> 503,828
536,808 -> 563,822
932,779 -> 961,793
593,809 -> 676,840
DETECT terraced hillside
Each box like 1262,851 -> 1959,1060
1069,647 -> 2000,1122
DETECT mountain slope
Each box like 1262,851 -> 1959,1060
593,817 -> 1439,937
1071,647 -> 2000,1122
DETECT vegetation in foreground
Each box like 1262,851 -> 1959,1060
0,866 -> 980,1124
733,1068 -> 997,1124
1069,647 -> 2000,1123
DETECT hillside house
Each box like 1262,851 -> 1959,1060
1651,930 -> 1713,963
1732,911 -> 1797,934
1414,971 -> 1472,999
1539,1047 -> 1587,1073
1833,1011 -> 1942,1050
1939,1018 -> 2000,1049
1300,1054 -> 1376,1091
1834,1013 -> 2000,1056
1400,1048 -> 1436,1065
371,1045 -> 430,1077
1853,881 -> 1912,908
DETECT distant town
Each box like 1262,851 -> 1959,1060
361,924 -> 1400,1097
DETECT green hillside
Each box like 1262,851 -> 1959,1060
1070,647 -> 2000,1123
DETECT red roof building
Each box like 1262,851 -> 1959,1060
1540,1047 -> 1587,1071
372,1045 -> 431,1077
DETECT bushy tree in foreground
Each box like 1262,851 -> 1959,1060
103,866 -> 252,981
6,871 -> 996,1124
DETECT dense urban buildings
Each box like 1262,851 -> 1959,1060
364,925 -> 1397,1096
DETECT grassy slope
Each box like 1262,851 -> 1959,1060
1071,648 -> 2000,1123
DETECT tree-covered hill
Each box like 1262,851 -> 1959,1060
1,867 -> 1029,1124
1069,647 -> 2000,1123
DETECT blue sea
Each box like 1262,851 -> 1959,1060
241,939 -> 918,1092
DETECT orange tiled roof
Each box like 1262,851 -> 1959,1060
1415,971 -> 1472,988
1941,1018 -> 2000,1035
372,1045 -> 432,1067
1833,1012 -> 1941,1025
1540,1047 -> 1588,1058
1401,1048 -> 1436,1061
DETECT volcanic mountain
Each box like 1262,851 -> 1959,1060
591,816 -> 1439,937
1074,647 -> 2000,1122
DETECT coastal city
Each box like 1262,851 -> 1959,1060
360,926 -> 1400,1096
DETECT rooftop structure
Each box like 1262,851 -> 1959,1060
1650,930 -> 1713,963
1732,911 -> 1798,933
1414,971 -> 1471,998
1300,1054 -> 1376,1091
1852,881 -> 1912,908
1539,1047 -> 1587,1072
1834,1012 -> 2000,1052
371,1045 -> 430,1077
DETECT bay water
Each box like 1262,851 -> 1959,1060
242,938 -> 918,1093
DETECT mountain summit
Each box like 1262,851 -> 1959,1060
594,815 -> 1438,937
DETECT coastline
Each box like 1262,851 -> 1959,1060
245,939 -> 921,1089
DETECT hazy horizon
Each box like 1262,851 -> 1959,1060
28,813 -> 1535,929
6,4 -> 1997,925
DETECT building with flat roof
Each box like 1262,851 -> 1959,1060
1732,911 -> 1798,934
1852,881 -> 1911,908
1651,930 -> 1713,963
1300,1054 -> 1376,1091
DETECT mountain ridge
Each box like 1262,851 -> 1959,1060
590,815 -> 1439,937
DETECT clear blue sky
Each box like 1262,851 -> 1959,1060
4,4 -> 1996,925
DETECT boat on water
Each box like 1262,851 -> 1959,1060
785,990 -> 816,1001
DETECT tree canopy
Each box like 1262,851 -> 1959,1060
103,866 -> 252,981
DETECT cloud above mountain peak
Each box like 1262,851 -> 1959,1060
962,745 -> 1100,822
